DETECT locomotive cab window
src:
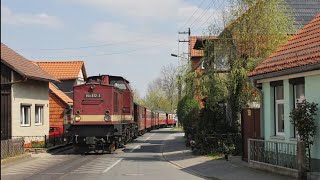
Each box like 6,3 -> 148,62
110,79 -> 127,90
87,76 -> 102,83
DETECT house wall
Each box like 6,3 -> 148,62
76,69 -> 85,85
49,93 -> 67,127
11,78 -> 49,137
305,74 -> 320,170
262,73 -> 320,171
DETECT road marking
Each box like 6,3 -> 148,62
144,133 -> 155,142
102,158 -> 123,173
130,145 -> 140,152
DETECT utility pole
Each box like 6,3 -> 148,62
178,28 -> 191,62
177,28 -> 191,101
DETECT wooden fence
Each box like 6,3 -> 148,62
1,138 -> 24,159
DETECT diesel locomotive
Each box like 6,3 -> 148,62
67,75 -> 136,153
67,74 -> 176,153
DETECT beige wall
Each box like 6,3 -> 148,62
11,78 -> 50,137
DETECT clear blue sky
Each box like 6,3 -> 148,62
1,0 -> 228,96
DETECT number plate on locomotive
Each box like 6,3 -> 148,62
85,93 -> 101,98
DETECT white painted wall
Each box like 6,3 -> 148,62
11,77 -> 50,137
76,69 -> 85,85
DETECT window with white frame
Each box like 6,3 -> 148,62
275,86 -> 284,136
21,105 -> 31,126
293,83 -> 305,137
294,84 -> 305,106
35,105 -> 44,125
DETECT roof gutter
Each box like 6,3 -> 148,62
0,77 -> 27,85
248,63 -> 320,82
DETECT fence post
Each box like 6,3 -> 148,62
44,135 -> 47,148
297,141 -> 307,180
247,138 -> 251,162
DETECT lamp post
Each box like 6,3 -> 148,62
171,53 -> 184,101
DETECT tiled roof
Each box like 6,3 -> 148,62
190,36 -> 205,57
36,61 -> 87,80
248,14 -> 320,77
49,83 -> 73,105
190,36 -> 216,57
1,43 -> 58,82
285,0 -> 320,29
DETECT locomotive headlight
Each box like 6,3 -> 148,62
104,115 -> 111,121
104,110 -> 111,121
74,115 -> 81,122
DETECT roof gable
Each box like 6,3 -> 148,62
248,14 -> 320,77
36,61 -> 87,80
49,83 -> 73,105
190,36 -> 205,57
1,43 -> 58,82
190,36 -> 216,58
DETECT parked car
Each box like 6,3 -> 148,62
49,126 -> 63,137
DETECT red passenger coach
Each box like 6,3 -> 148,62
68,75 -> 136,153
134,103 -> 146,135
146,109 -> 152,131
154,111 -> 167,128
166,113 -> 176,127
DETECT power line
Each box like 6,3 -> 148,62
178,0 -> 207,31
194,0 -> 226,33
189,0 -> 215,29
16,33 -> 172,52
29,42 -> 171,59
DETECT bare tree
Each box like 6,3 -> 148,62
160,63 -> 179,111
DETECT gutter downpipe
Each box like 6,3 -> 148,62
249,78 -> 264,139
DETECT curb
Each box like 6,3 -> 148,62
161,132 -> 221,180
1,153 -> 32,165
1,144 -> 73,166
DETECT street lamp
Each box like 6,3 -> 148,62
171,53 -> 178,57
170,53 -> 183,101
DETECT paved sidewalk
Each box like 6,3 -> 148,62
162,132 -> 294,180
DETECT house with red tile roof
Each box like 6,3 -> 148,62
189,36 -> 216,108
248,14 -> 320,172
36,61 -> 87,99
1,43 -> 58,140
190,36 -> 217,74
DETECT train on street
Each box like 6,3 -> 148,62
66,75 -> 176,153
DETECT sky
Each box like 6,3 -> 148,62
1,0 -> 229,97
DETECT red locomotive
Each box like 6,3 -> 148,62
68,75 -> 136,153
67,74 -> 176,153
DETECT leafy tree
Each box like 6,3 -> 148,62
177,95 -> 200,132
184,0 -> 296,154
202,0 -> 295,127
290,100 -> 318,170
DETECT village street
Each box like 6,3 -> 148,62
1,128 -> 297,180
1,129 -> 203,180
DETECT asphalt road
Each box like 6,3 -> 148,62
1,128 -> 203,180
